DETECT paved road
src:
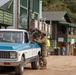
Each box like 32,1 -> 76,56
0,56 -> 76,75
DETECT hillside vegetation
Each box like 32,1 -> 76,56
42,0 -> 76,24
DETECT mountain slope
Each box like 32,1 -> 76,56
42,0 -> 76,24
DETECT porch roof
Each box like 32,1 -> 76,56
58,22 -> 76,28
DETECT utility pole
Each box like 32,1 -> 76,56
27,0 -> 30,32
39,0 -> 42,19
13,0 -> 20,29
13,0 -> 17,29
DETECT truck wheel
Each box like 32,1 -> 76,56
15,57 -> 24,75
31,59 -> 39,69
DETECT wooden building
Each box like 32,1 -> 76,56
42,11 -> 76,55
0,0 -> 41,29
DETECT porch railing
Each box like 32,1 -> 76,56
0,9 -> 13,26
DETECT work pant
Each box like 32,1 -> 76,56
46,46 -> 50,56
39,57 -> 47,67
39,50 -> 47,67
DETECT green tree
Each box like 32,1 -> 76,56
42,0 -> 76,24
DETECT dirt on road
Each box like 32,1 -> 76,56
24,56 -> 76,75
0,56 -> 76,75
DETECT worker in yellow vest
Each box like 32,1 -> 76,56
46,38 -> 50,56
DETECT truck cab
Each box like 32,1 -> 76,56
0,29 -> 41,75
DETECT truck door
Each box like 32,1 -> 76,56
32,43 -> 40,57
24,32 -> 33,58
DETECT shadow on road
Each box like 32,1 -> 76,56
0,66 -> 33,75
0,67 -> 15,75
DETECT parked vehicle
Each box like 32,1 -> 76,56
0,29 -> 41,75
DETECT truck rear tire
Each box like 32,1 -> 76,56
15,57 -> 24,75
31,58 -> 39,69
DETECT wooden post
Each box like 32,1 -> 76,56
27,0 -> 30,32
17,0 -> 20,29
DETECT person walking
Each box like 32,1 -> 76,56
33,31 -> 47,70
62,43 -> 66,55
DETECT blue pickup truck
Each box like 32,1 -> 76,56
0,29 -> 41,75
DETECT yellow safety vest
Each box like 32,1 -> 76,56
46,39 -> 50,47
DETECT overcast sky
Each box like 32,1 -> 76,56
0,0 -> 9,6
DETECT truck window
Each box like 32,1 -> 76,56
0,31 -> 23,43
24,33 -> 29,43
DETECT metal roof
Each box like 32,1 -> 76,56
42,11 -> 67,21
0,1 -> 10,10
58,22 -> 76,28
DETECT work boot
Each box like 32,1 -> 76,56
40,66 -> 46,70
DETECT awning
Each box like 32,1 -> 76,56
58,22 -> 76,27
